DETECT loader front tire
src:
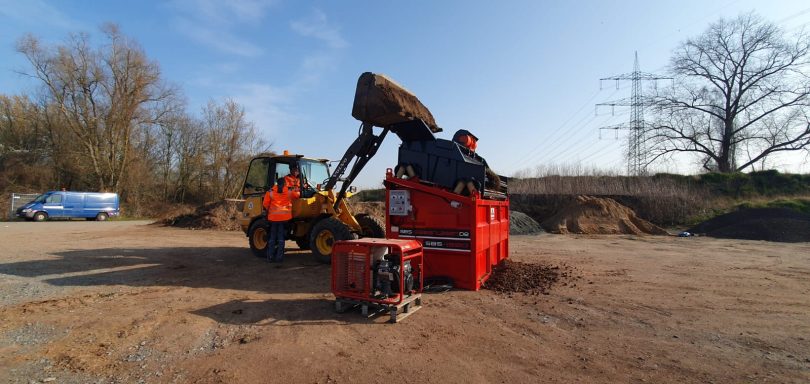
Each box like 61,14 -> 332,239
248,218 -> 269,258
310,217 -> 354,264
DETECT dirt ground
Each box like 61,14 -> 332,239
1,221 -> 809,383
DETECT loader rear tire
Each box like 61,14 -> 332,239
248,218 -> 269,258
355,214 -> 385,238
310,217 -> 354,264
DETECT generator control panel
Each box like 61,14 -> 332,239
388,189 -> 412,216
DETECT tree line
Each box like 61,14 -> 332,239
0,24 -> 268,215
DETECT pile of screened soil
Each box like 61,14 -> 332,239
510,211 -> 545,235
688,208 -> 810,243
484,260 -> 577,295
541,195 -> 668,235
158,200 -> 241,231
348,201 -> 386,222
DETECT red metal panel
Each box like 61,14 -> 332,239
384,174 -> 509,291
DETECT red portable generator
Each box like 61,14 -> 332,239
331,238 -> 423,322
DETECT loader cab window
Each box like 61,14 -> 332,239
274,163 -> 290,186
242,158 -> 271,196
300,159 -> 330,190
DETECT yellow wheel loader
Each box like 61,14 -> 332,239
237,72 -> 442,263
237,151 -> 385,263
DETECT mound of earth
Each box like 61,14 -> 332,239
541,195 -> 668,235
348,201 -> 386,222
688,208 -> 810,243
352,72 -> 441,133
510,211 -> 545,235
159,200 -> 241,231
483,260 -> 576,295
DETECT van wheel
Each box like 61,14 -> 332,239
96,212 -> 109,221
33,212 -> 47,222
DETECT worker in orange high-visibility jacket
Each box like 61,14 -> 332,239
284,165 -> 302,194
262,178 -> 300,262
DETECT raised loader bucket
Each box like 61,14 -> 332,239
352,72 -> 442,133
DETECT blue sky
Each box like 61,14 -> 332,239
1,0 -> 809,188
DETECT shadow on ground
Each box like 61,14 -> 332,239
0,246 -> 329,295
191,298 -> 380,326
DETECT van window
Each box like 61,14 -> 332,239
46,194 -> 62,204
65,194 -> 84,204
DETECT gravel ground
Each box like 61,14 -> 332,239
1,221 -> 809,383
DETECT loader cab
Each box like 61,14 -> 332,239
241,155 -> 331,198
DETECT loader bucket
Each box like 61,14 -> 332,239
352,72 -> 442,133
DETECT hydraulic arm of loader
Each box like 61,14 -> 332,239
324,122 -> 389,211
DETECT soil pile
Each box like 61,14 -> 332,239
688,208 -> 810,243
352,72 -> 441,132
484,260 -> 575,295
159,200 -> 241,231
348,201 -> 386,221
510,211 -> 545,235
541,195 -> 668,235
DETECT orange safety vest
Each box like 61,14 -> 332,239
263,186 -> 299,222
284,174 -> 301,192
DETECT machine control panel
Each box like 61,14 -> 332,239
388,190 -> 412,216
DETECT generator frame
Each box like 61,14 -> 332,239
331,238 -> 424,323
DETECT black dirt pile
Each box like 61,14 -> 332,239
484,260 -> 576,295
158,200 -> 241,231
688,208 -> 810,243
510,211 -> 545,235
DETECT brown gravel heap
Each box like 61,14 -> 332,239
541,195 -> 668,235
159,200 -> 241,231
484,260 -> 575,295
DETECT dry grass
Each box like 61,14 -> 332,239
510,165 -> 712,226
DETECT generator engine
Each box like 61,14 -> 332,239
373,256 -> 414,298
332,239 -> 424,322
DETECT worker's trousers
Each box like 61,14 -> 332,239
266,221 -> 286,262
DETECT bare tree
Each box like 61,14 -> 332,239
649,13 -> 810,172
201,99 -> 268,199
16,24 -> 178,192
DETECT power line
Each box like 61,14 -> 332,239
514,88 -> 603,165
522,87 -> 625,166
539,111 -> 627,164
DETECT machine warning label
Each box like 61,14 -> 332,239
398,228 -> 471,239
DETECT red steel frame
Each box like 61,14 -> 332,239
384,170 -> 509,290
331,238 -> 424,305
